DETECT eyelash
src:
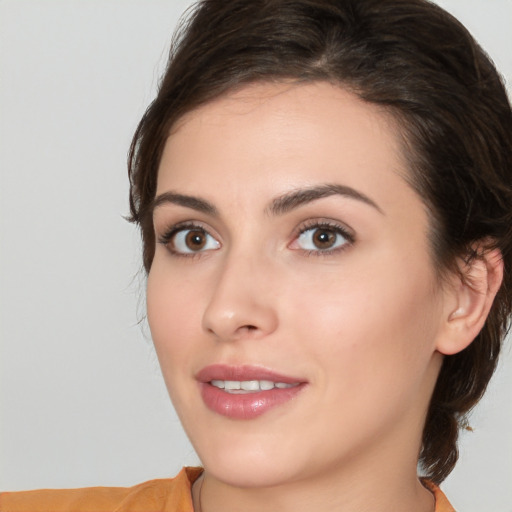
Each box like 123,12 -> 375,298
158,222 -> 213,259
157,220 -> 355,258
294,220 -> 355,257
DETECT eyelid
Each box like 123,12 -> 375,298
295,218 -> 354,240
289,219 -> 355,254
157,221 -> 221,256
156,218 -> 354,258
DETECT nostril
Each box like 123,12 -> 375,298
202,297 -> 279,340
237,325 -> 259,335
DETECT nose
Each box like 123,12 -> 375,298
202,252 -> 279,342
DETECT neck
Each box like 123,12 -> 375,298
193,456 -> 435,512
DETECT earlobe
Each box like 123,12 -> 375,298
436,246 -> 504,356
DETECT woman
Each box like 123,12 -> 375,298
1,0 -> 511,510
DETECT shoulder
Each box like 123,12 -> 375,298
0,467 -> 203,512
422,479 -> 456,512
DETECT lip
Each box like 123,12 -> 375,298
196,364 -> 307,420
196,364 -> 303,384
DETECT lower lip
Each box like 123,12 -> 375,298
200,382 -> 305,420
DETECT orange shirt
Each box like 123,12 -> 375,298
0,467 -> 455,512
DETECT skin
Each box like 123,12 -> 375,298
146,81 -> 481,512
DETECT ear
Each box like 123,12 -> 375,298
436,246 -> 504,356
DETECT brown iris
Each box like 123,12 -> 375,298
312,228 -> 337,249
185,230 -> 207,251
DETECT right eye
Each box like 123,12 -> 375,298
168,227 -> 220,255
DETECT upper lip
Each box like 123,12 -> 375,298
196,364 -> 305,384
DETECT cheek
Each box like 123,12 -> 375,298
146,264 -> 201,375
288,253 -> 441,386
283,261 -> 442,448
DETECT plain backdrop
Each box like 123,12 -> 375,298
0,1 -> 511,511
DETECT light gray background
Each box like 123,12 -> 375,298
0,1 -> 511,510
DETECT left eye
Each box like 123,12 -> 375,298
295,226 -> 348,251
171,228 -> 220,254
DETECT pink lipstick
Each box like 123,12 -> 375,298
196,365 -> 306,420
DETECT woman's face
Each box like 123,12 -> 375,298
147,82 -> 447,487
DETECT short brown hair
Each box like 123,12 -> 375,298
128,0 -> 512,483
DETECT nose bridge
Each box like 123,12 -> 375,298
202,243 -> 278,341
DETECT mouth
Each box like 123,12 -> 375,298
196,365 -> 307,419
210,379 -> 300,393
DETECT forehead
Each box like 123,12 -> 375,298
157,81 -> 416,210
168,81 -> 402,159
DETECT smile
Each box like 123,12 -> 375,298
197,365 -> 307,419
210,380 -> 299,393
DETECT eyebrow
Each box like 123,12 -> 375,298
152,191 -> 218,216
267,184 -> 384,216
151,183 -> 383,218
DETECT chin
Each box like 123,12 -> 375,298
202,450 -> 299,488
188,424 -> 309,488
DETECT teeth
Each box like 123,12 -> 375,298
210,380 -> 298,392
260,380 -> 274,390
225,381 -> 241,390
275,382 -> 294,389
240,380 -> 259,391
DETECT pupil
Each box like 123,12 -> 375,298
186,230 -> 206,250
314,229 -> 335,248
